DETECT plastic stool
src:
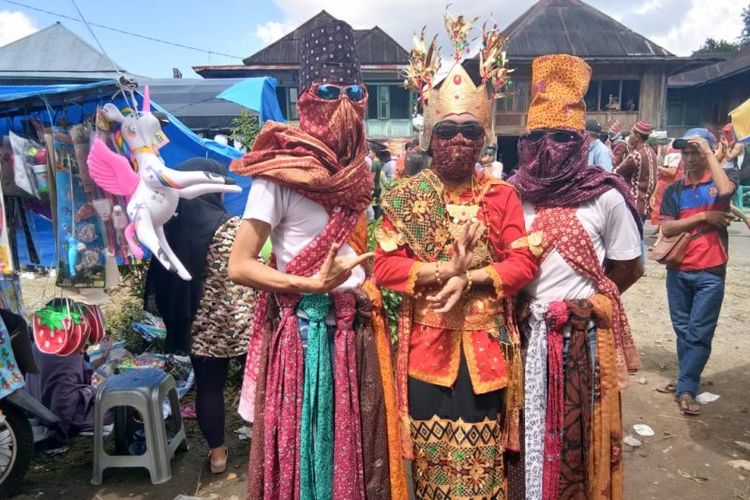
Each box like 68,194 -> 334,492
91,369 -> 188,485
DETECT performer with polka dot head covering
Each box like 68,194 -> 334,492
229,19 -> 404,500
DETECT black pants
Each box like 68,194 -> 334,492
190,355 -> 243,449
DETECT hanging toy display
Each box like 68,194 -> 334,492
32,299 -> 105,356
52,127 -> 109,288
87,86 -> 242,281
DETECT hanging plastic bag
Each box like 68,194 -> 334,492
8,131 -> 42,198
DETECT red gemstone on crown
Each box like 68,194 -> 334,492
453,74 -> 462,85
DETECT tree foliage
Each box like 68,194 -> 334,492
742,4 -> 750,48
693,38 -> 740,55
693,3 -> 750,55
230,110 -> 261,151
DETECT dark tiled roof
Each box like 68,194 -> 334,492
503,0 -> 674,59
669,46 -> 750,88
243,10 -> 408,66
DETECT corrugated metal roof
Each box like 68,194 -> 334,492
0,22 -> 125,78
142,78 -> 254,132
503,0 -> 674,59
669,47 -> 750,88
242,10 -> 408,66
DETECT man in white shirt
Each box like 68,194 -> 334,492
508,54 -> 643,499
227,19 -> 399,500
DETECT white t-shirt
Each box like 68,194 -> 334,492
242,178 -> 365,292
523,189 -> 641,301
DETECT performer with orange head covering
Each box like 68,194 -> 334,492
373,15 -> 538,499
509,54 -> 644,500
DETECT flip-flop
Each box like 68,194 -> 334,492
675,393 -> 702,416
209,446 -> 228,474
655,381 -> 677,394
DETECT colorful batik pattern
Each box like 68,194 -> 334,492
411,416 -> 506,500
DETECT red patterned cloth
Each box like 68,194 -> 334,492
531,207 -> 640,382
231,93 -> 372,214
247,208 -> 363,500
542,302 -> 568,500
330,292 -> 365,500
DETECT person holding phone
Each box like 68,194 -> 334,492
657,130 -> 739,416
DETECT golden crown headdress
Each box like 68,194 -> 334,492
404,10 -> 513,150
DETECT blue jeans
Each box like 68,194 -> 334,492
666,269 -> 725,397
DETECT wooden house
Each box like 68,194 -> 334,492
194,11 -> 413,140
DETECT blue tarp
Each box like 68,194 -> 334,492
218,77 -> 285,123
0,77 -> 283,266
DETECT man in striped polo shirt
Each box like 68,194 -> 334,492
659,131 -> 739,416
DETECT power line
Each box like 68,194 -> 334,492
2,0 -> 243,60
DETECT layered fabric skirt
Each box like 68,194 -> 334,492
245,291 -> 394,500
518,295 -> 624,500
409,352 -> 507,500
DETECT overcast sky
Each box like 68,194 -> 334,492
0,0 -> 747,78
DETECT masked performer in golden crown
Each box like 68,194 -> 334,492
373,17 -> 538,499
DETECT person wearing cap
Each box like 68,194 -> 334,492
374,20 -> 537,499
615,120 -> 658,221
608,120 -> 629,166
657,129 -> 739,417
586,119 -> 614,172
229,20 -> 403,500
509,54 -> 643,499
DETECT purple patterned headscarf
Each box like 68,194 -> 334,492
508,130 -> 642,233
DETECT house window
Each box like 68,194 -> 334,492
390,86 -> 411,119
584,80 -> 641,112
378,86 -> 391,120
367,86 -> 377,118
288,88 -> 299,120
495,80 -> 530,113
667,102 -> 684,126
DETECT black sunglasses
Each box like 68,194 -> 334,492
524,129 -> 579,143
313,83 -> 367,102
433,121 -> 485,140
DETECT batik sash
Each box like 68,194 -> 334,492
531,206 -> 640,383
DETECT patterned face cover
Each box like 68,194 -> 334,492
430,133 -> 484,182
296,88 -> 367,165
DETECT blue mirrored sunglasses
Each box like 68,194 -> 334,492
313,84 -> 366,102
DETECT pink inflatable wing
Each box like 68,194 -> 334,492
87,138 -> 139,197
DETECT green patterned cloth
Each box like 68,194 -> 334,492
299,294 -> 334,500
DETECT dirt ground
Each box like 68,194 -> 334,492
10,222 -> 750,500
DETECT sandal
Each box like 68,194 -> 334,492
209,446 -> 228,474
675,393 -> 702,416
655,381 -> 677,394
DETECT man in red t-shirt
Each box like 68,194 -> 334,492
659,131 -> 738,416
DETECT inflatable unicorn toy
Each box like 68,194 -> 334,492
87,86 -> 241,280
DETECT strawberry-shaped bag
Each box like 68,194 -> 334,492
58,303 -> 91,356
85,305 -> 105,345
33,302 -> 85,355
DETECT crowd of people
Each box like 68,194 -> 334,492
133,15 -> 748,500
